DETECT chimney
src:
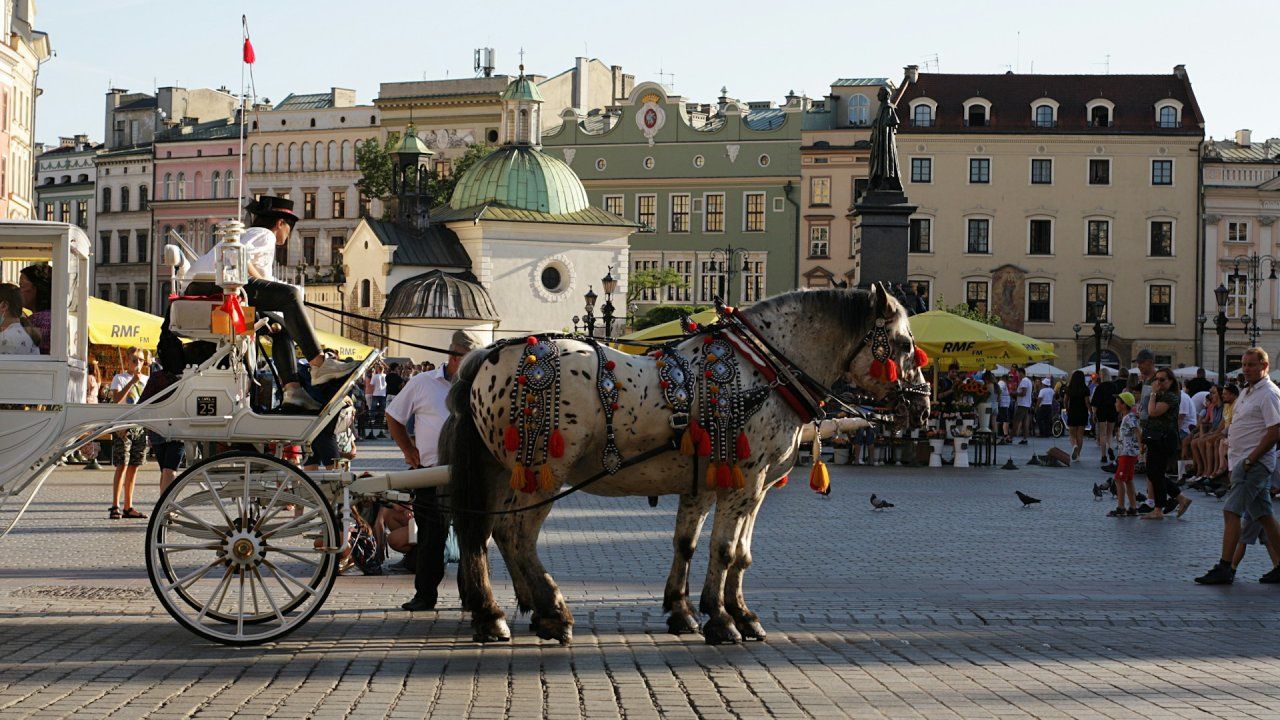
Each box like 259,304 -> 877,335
1173,64 -> 1187,79
904,65 -> 920,84
331,87 -> 356,107
611,65 -> 623,103
105,88 -> 126,150
573,57 -> 589,112
58,136 -> 74,148
1236,129 -> 1252,147
717,86 -> 730,114
74,134 -> 89,148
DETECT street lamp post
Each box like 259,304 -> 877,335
600,267 -> 618,341
1228,254 -> 1279,348
583,286 -> 598,338
709,245 -> 751,304
1214,283 -> 1229,376
1072,299 -> 1114,376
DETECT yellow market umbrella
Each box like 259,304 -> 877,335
909,310 -> 1055,371
261,328 -> 375,360
617,309 -> 719,355
87,296 -> 163,350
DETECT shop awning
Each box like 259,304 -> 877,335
909,310 -> 1056,371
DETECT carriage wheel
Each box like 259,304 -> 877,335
145,452 -> 340,645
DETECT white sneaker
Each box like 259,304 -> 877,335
282,386 -> 322,413
311,358 -> 356,385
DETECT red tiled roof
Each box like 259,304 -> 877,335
897,71 -> 1204,135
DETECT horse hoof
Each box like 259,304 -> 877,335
667,613 -> 701,636
532,618 -> 573,644
734,619 -> 767,641
472,618 -> 511,643
702,618 -> 743,645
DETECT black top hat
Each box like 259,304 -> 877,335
245,195 -> 299,224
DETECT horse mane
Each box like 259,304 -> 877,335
745,288 -> 880,335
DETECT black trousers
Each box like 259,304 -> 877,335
167,279 -> 321,384
411,485 -> 450,602
1146,441 -> 1179,508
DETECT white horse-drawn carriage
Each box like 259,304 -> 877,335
0,220 -> 446,645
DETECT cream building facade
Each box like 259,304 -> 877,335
1201,130 -> 1280,372
0,1 -> 49,220
798,78 -> 886,287
896,66 -> 1205,368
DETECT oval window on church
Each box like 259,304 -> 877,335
541,266 -> 563,292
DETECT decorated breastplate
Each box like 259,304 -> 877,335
503,336 -> 565,493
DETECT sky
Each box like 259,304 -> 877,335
34,0 -> 1280,146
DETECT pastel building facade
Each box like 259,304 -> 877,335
0,1 -> 50,219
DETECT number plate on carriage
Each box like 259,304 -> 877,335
196,396 -> 217,416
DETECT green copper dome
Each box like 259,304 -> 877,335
501,74 -> 543,103
449,145 -> 589,214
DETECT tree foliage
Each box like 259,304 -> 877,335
634,305 -> 710,331
626,267 -> 688,307
355,133 -> 496,217
934,295 -> 1004,327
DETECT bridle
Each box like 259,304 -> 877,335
843,315 -> 930,421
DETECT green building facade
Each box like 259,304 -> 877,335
541,81 -> 802,310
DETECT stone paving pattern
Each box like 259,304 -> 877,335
1,436 -> 1279,718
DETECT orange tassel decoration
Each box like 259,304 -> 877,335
775,474 -> 789,488
913,346 -> 930,368
706,462 -> 718,489
504,425 -> 520,452
717,463 -> 732,489
809,461 -> 830,494
522,467 -> 538,494
548,428 -> 565,458
509,463 -> 525,491
680,427 -> 695,456
539,464 -> 557,492
695,426 -> 712,456
736,431 -> 751,460
731,464 -> 746,490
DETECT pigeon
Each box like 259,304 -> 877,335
1135,492 -> 1148,503
1016,490 -> 1041,507
1091,483 -> 1105,500
870,494 -> 894,510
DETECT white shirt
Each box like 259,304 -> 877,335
1190,391 -> 1209,424
997,380 -> 1011,408
385,366 -> 451,467
1036,386 -> 1055,406
187,226 -> 278,281
0,322 -> 37,355
1227,377 -> 1280,472
371,372 -> 387,397
109,371 -> 147,403
1016,377 -> 1034,408
1178,391 -> 1194,433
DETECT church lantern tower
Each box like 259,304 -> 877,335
392,122 -> 435,228
500,65 -> 544,148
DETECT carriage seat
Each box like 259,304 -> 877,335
169,295 -> 256,341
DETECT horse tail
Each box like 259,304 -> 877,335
441,348 -> 498,611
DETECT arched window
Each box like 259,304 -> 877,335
912,104 -> 932,127
1033,105 -> 1055,127
139,185 -> 149,209
326,141 -> 337,170
120,186 -> 130,212
360,279 -> 371,308
101,186 -> 112,212
370,114 -> 376,125
301,142 -> 311,171
193,172 -> 202,199
249,144 -> 260,172
848,95 -> 870,126
340,140 -> 352,170
163,173 -> 173,200
288,143 -> 299,172
1158,105 -> 1178,128
176,172 -> 186,199
210,171 -> 220,198
224,170 -> 234,199
264,144 -> 276,173
966,104 -> 987,127
1090,105 -> 1111,127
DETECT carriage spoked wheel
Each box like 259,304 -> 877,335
145,452 -> 340,645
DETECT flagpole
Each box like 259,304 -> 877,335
238,14 -> 248,218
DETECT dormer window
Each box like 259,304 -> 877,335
1090,105 -> 1111,127
912,104 -> 933,127
1033,105 -> 1056,128
847,94 -> 870,126
966,105 -> 987,127
1158,105 -> 1179,128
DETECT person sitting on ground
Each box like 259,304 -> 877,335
1109,392 -> 1141,517
0,282 -> 39,355
17,265 -> 52,354
158,196 -> 352,411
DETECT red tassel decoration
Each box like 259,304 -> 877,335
869,358 -> 885,380
736,431 -> 751,460
522,467 -> 538,494
695,426 -> 712,457
548,428 -> 565,458
913,346 -> 930,368
504,425 -> 520,452
716,463 -> 733,489
775,474 -> 789,488
885,358 -> 900,382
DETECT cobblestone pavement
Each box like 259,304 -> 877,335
2,436 -> 1280,719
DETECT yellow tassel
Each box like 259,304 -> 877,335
732,464 -> 746,490
539,464 -> 557,493
706,462 -> 718,489
509,463 -> 525,492
809,461 -> 830,494
680,428 -> 694,455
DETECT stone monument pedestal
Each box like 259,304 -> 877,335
852,189 -> 917,287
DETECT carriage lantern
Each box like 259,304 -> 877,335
213,219 -> 249,293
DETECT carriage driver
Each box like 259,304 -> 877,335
158,196 -> 353,411
386,329 -> 479,612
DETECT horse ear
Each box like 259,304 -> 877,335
873,281 -> 889,317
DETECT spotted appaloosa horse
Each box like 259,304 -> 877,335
442,285 -> 929,644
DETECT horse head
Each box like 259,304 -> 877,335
843,283 -> 930,431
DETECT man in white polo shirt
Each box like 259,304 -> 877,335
386,330 -> 480,611
1196,347 -> 1280,585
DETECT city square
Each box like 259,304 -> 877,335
0,1 -> 1279,718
